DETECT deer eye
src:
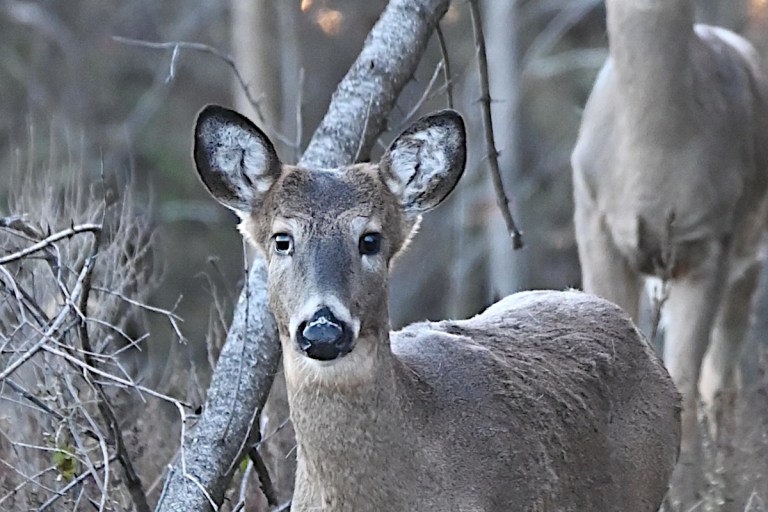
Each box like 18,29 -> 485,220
359,233 -> 382,256
273,233 -> 294,255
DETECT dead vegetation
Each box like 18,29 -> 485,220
0,136 -> 187,510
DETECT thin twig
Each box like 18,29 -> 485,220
649,212 -> 676,342
0,253 -> 95,382
112,36 -> 294,148
40,343 -> 190,407
468,0 -> 524,249
0,464 -> 58,508
234,457 -> 254,512
354,96 -> 374,163
0,223 -> 101,266
0,269 -> 49,326
62,376 -> 109,508
2,378 -> 65,422
435,23 -> 454,108
396,61 -> 444,133
37,456 -> 119,511
73,192 -> 150,512
248,445 -> 278,506
157,394 -> 219,510
0,265 -> 29,326
294,67 -> 305,163
256,416 -> 292,448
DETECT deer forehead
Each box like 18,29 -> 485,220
266,166 -> 397,224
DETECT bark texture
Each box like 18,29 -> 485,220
156,0 -> 450,509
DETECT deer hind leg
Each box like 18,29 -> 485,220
699,258 -> 760,442
575,207 -> 642,320
663,244 -> 728,455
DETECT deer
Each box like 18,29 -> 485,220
571,0 -> 768,458
193,104 -> 681,511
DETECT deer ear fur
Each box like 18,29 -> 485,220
379,109 -> 466,216
193,105 -> 282,213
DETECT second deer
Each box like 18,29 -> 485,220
193,105 -> 680,511
572,0 -> 768,455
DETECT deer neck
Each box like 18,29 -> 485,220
606,0 -> 696,120
285,329 -> 421,507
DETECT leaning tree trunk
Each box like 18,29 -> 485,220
155,0 -> 452,509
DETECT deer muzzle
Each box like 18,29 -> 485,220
297,307 -> 354,361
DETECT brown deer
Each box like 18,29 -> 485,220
193,105 -> 680,511
572,0 -> 768,456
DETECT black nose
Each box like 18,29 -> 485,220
297,307 -> 354,361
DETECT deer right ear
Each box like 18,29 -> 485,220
193,105 -> 282,213
379,109 -> 466,217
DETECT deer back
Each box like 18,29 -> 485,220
385,290 -> 680,510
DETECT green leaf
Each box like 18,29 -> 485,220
53,448 -> 78,482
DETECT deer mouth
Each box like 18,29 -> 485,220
296,307 -> 355,361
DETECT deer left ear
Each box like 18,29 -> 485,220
379,110 -> 466,216
193,105 -> 282,214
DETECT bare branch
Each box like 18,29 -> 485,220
435,23 -> 454,108
0,215 -> 46,240
294,67 -> 305,163
468,0 -> 524,249
40,344 -> 187,406
2,378 -> 65,423
73,211 -> 150,512
0,223 -> 101,265
62,375 -> 109,506
112,36 -> 294,149
354,96 -> 374,163
248,445 -> 278,507
0,464 -> 58,508
649,212 -> 676,342
396,60 -> 445,133
0,251 -> 94,382
37,455 -> 118,512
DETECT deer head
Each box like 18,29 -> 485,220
193,105 -> 465,385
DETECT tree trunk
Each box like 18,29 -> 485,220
231,0 -> 281,131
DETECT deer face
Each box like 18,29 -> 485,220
193,106 -> 465,382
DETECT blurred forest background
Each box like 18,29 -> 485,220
2,0 -> 768,510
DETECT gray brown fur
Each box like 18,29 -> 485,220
193,105 -> 681,511
289,291 -> 680,511
571,0 -> 768,453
